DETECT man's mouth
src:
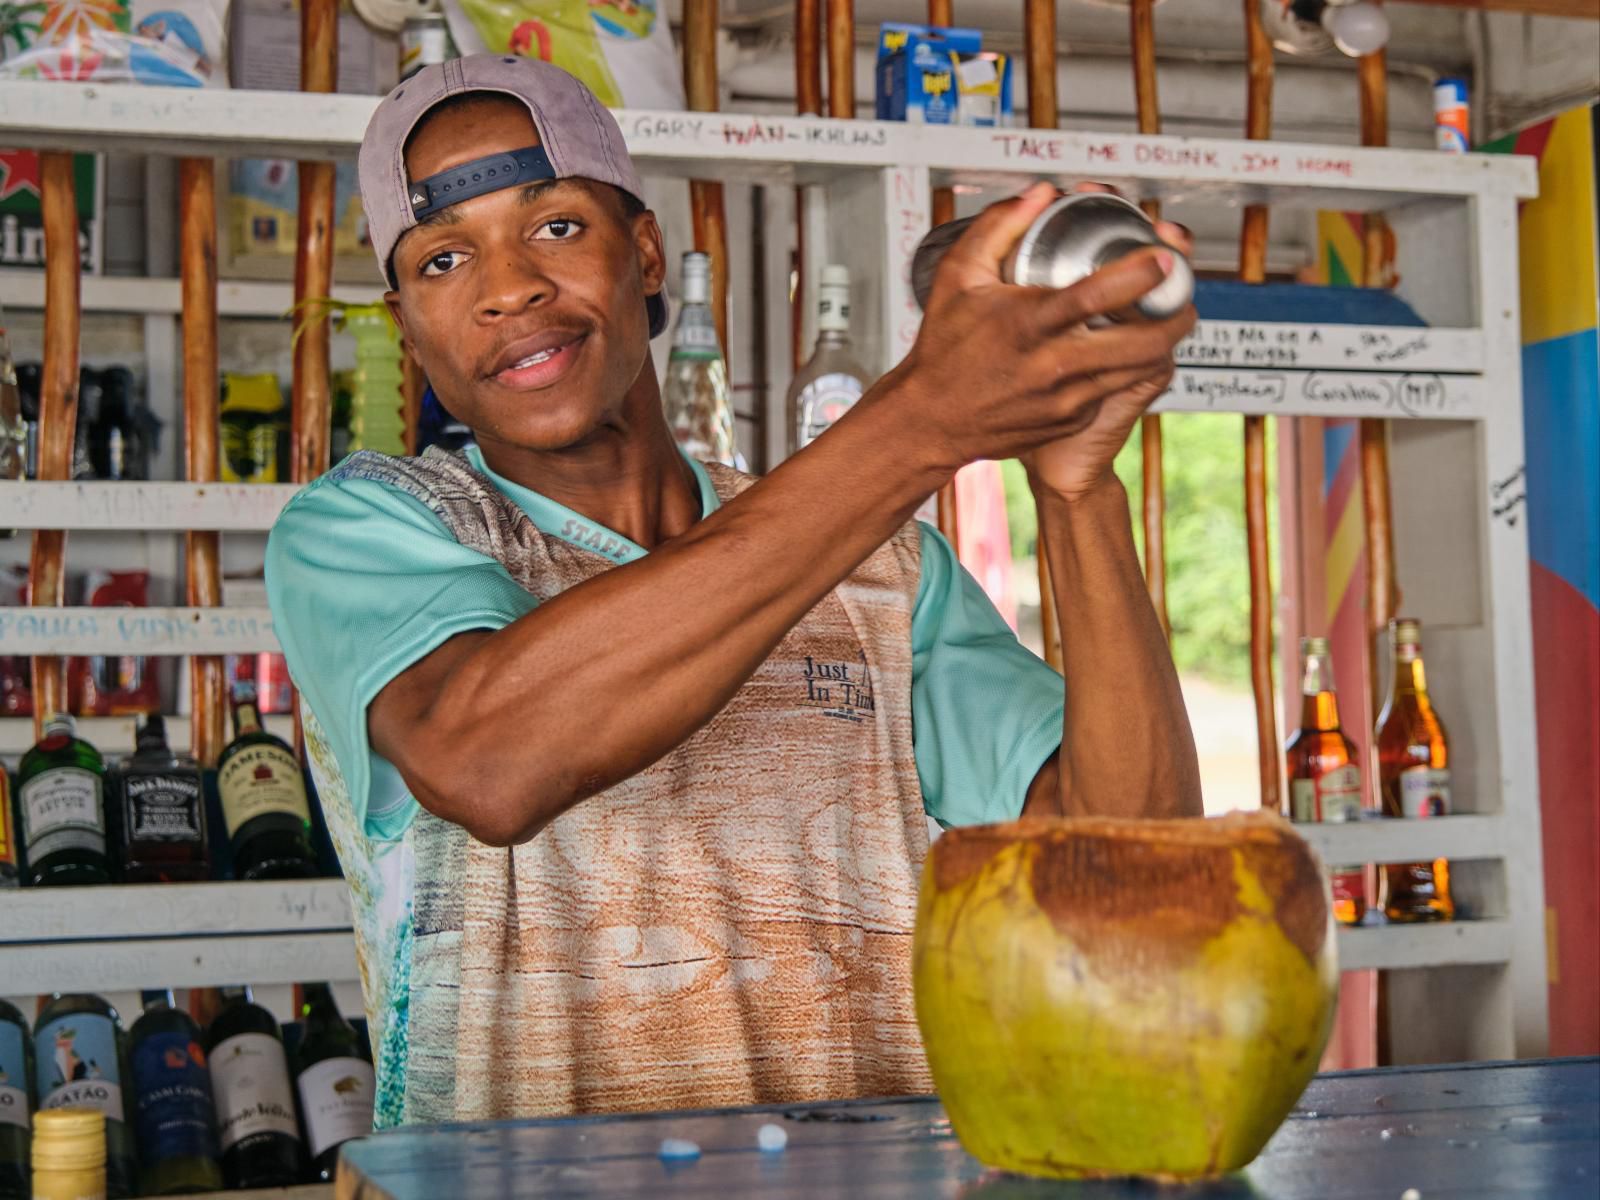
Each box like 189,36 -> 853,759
487,330 -> 588,388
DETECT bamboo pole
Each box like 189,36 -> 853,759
1358,33 -> 1400,716
793,0 -> 822,378
928,0 -> 960,543
180,157 -> 225,765
826,0 -> 855,118
1024,0 -> 1063,672
27,153 -> 80,736
1130,0 -> 1169,638
1240,0 -> 1280,813
685,0 -> 732,364
292,0 -> 337,487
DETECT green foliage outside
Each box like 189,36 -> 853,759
1000,414 -> 1279,687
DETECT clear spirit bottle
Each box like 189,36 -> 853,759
661,251 -> 738,466
788,265 -> 872,453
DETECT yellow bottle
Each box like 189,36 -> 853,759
32,1108 -> 107,1200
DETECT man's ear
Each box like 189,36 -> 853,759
384,290 -> 411,355
634,211 -> 667,300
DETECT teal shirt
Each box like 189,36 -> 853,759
264,446 -> 1064,839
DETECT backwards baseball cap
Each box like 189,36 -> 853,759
357,54 -> 668,338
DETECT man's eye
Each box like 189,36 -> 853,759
421,251 -> 462,277
535,218 -> 583,241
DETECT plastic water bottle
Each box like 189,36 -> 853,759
341,303 -> 407,456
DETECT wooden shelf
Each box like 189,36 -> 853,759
0,481 -> 297,531
0,606 -> 278,654
1298,815 -> 1505,866
1336,920 -> 1513,972
0,269 -> 381,318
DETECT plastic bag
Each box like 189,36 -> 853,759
441,0 -> 684,110
0,0 -> 228,86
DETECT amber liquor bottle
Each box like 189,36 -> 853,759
1375,618 -> 1455,922
1284,637 -> 1368,925
217,683 -> 317,880
116,714 -> 210,883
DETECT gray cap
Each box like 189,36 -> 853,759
357,53 -> 667,336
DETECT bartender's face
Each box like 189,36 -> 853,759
386,96 -> 666,451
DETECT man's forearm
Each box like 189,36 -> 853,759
1036,475 -> 1202,818
386,378 -> 949,844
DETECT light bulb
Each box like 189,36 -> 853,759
1323,2 -> 1391,56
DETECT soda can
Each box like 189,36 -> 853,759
401,13 -> 456,81
1434,77 -> 1470,154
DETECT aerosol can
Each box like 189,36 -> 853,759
910,192 -> 1195,322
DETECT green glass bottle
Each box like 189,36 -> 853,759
128,990 -> 223,1195
205,986 -> 306,1188
291,984 -> 374,1182
0,999 -> 31,1200
32,992 -> 136,1198
217,683 -> 317,880
17,715 -> 111,885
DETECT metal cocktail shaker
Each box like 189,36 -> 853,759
910,192 -> 1195,321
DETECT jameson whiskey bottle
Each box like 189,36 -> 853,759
32,993 -> 136,1199
128,991 -> 221,1196
218,683 -> 317,880
115,715 -> 210,883
0,999 -> 30,1200
1377,618 -> 1455,922
788,265 -> 872,452
18,716 -> 111,886
1284,637 -> 1368,925
0,770 -> 18,888
291,985 -> 374,1183
661,251 -> 738,466
205,987 -> 305,1189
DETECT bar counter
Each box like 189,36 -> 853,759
334,1057 -> 1599,1198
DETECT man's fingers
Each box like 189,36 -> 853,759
1034,246 -> 1180,331
1156,220 -> 1194,258
939,181 -> 1059,287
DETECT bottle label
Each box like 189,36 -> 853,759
296,1057 -> 375,1159
35,1013 -> 125,1123
210,1032 -> 300,1151
0,1021 -> 28,1130
20,767 -> 106,862
123,772 -> 204,843
1289,764 -> 1361,824
1400,767 -> 1450,818
797,373 -> 865,447
132,1031 -> 217,1163
218,745 -> 310,838
669,316 -> 721,360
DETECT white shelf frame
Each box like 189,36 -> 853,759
0,82 -> 1547,1060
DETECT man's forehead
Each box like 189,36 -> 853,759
405,92 -> 541,177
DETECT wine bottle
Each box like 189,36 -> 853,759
17,715 -> 111,886
115,715 -> 210,884
788,265 -> 872,453
32,993 -> 136,1199
0,769 -> 19,888
128,990 -> 222,1196
217,683 -> 317,880
661,251 -> 738,467
205,987 -> 306,1188
0,999 -> 30,1200
291,984 -> 374,1182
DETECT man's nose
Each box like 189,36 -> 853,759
474,250 -> 554,320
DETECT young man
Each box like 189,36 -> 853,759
266,55 -> 1202,1128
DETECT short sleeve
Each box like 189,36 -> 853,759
265,476 -> 538,841
910,522 -> 1065,828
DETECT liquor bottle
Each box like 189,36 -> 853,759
218,683 -> 318,880
32,993 -> 136,1199
1284,637 -> 1368,926
661,251 -> 738,467
291,984 -> 374,1182
205,986 -> 306,1188
14,363 -> 39,481
18,715 -> 112,886
114,715 -> 210,883
128,991 -> 222,1196
0,302 -> 25,537
788,265 -> 872,452
0,770 -> 18,888
87,368 -> 152,482
0,999 -> 31,1200
30,1109 -> 104,1200
1376,618 -> 1455,922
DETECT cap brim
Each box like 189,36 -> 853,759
647,289 -> 668,339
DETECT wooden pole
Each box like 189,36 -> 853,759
1024,0 -> 1062,672
1240,0 -> 1280,813
928,0 -> 961,544
180,157 -> 225,765
794,0 -> 822,378
685,0 -> 732,365
1130,0 -> 1169,638
826,0 -> 855,118
27,153 -> 79,736
292,0 -> 337,487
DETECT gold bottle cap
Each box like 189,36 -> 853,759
1300,636 -> 1331,656
1391,618 -> 1423,643
32,1108 -> 107,1170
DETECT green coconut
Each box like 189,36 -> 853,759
913,810 -> 1338,1180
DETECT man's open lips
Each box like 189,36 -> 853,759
487,331 -> 588,388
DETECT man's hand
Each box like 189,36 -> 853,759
887,182 -> 1196,494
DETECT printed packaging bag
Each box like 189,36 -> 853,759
0,0 -> 228,86
442,0 -> 684,110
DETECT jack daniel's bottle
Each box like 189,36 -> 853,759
115,714 -> 209,883
217,683 -> 316,880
